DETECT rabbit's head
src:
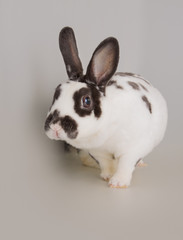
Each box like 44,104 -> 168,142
44,27 -> 119,148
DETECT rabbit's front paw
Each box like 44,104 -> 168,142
108,173 -> 132,188
100,170 -> 113,181
136,159 -> 147,167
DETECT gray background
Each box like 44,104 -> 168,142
1,0 -> 183,239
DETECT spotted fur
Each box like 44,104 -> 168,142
115,72 -> 150,85
44,27 -> 168,188
73,87 -> 93,117
73,86 -> 102,118
52,84 -> 61,106
61,115 -> 78,139
107,80 -> 123,90
44,110 -> 60,131
128,81 -> 140,90
139,83 -> 148,92
142,95 -> 152,114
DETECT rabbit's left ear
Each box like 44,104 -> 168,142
59,27 -> 83,81
86,37 -> 119,87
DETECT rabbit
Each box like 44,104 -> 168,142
44,27 -> 168,188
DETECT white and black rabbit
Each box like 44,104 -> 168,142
45,27 -> 168,188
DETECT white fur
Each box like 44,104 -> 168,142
46,74 -> 168,188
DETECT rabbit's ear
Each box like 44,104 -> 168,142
86,37 -> 119,87
59,27 -> 83,81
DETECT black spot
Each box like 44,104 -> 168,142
139,83 -> 148,92
115,72 -> 135,77
89,153 -> 99,165
73,88 -> 93,117
44,114 -> 53,131
107,80 -> 124,90
61,115 -> 78,139
142,95 -> 152,114
107,80 -> 117,86
44,110 -> 60,131
116,85 -> 123,90
128,81 -> 140,90
73,86 -> 102,118
90,85 -> 102,118
53,109 -> 60,115
115,72 -> 150,85
143,80 -> 150,85
52,84 -> 61,106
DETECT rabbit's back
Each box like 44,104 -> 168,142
103,73 -> 168,155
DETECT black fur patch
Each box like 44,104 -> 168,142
107,80 -> 116,86
91,85 -> 102,118
44,114 -> 52,131
44,110 -> 60,131
128,81 -> 140,90
139,83 -> 148,92
107,80 -> 123,90
142,95 -> 152,114
115,72 -> 150,85
116,85 -> 123,90
73,88 -> 93,117
115,72 -> 135,77
89,153 -> 99,165
61,115 -> 78,139
44,110 -> 78,139
52,84 -> 61,106
73,86 -> 102,118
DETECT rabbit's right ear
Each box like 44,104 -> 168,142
59,27 -> 83,81
86,37 -> 119,88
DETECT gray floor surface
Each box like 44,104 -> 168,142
1,128 -> 183,239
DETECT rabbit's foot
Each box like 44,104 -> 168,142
108,173 -> 131,189
136,159 -> 147,167
100,171 -> 113,181
109,184 -> 128,189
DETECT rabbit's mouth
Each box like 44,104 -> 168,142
45,120 -> 78,141
55,130 -> 60,138
52,128 -> 62,140
45,128 -> 62,141
45,110 -> 78,140
50,123 -> 62,139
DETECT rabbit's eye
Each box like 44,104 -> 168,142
81,95 -> 92,109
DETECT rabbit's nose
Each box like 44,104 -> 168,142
50,123 -> 61,132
